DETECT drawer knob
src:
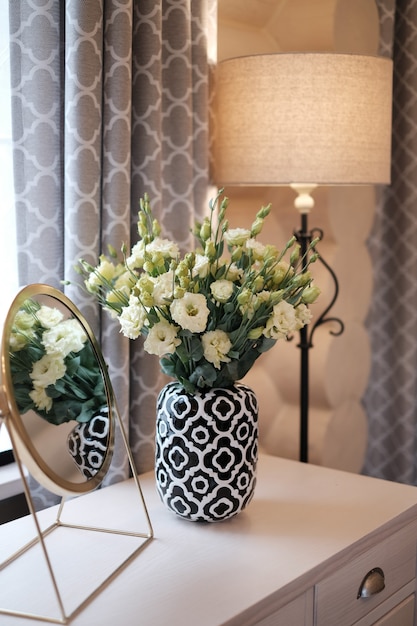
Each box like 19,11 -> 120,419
357,567 -> 385,599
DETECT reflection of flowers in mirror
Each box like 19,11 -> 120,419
75,190 -> 321,394
9,299 -> 107,426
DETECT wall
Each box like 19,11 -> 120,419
214,0 -> 381,471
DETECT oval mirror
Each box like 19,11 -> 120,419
0,284 -> 114,496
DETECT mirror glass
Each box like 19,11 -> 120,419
0,284 -> 114,496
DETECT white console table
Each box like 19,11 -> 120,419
1,454 -> 417,626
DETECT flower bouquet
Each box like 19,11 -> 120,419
9,299 -> 107,426
75,190 -> 320,393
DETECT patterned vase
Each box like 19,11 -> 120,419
67,408 -> 110,479
155,382 -> 258,522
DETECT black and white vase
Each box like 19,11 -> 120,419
155,382 -> 258,522
67,408 -> 110,479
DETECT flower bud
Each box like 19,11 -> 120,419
107,244 -> 118,258
302,285 -> 321,304
237,288 -> 251,306
263,244 -> 278,261
106,289 -> 128,307
175,260 -> 189,278
200,218 -> 211,242
273,261 -> 291,284
185,252 -> 195,268
143,260 -> 154,273
205,240 -> 216,261
231,246 -> 243,262
250,217 -> 264,236
152,219 -> 161,237
256,203 -> 271,220
140,291 -> 154,307
248,326 -> 264,340
270,290 -> 284,305
179,276 -> 191,290
174,286 -> 186,299
290,244 -> 300,266
151,251 -> 164,268
218,196 -> 229,221
252,275 -> 264,292
137,275 -> 154,295
292,271 -> 311,288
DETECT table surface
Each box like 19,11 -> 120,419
1,454 -> 417,626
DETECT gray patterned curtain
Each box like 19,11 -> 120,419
9,0 -> 216,508
364,0 -> 417,484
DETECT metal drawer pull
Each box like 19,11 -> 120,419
357,567 -> 385,598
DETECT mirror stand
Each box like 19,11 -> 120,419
0,284 -> 154,624
0,404 -> 153,625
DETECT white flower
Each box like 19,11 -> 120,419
152,270 -> 174,306
170,292 -> 209,333
238,290 -> 270,320
86,257 -> 117,291
210,279 -> 234,303
273,261 -> 292,284
224,228 -> 251,247
114,270 -> 135,290
263,300 -> 297,340
126,240 -> 146,269
144,320 -> 181,357
37,305 -> 64,328
29,386 -> 53,412
294,303 -> 313,330
224,262 -> 243,282
119,297 -> 147,339
202,330 -> 232,369
10,309 -> 36,352
9,331 -> 32,352
194,254 -> 210,278
106,270 -> 135,311
13,310 -> 35,330
245,238 -> 266,260
42,319 -> 87,357
252,290 -> 271,311
146,237 -> 179,259
30,354 -> 66,388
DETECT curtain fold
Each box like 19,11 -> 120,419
9,0 -> 216,508
364,0 -> 417,484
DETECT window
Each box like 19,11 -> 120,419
0,429 -> 12,464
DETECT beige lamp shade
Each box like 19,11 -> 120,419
212,53 -> 393,186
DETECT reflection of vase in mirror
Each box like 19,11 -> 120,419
7,295 -> 112,487
67,407 -> 110,478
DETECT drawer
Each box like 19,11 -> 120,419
315,522 -> 417,626
373,593 -> 415,626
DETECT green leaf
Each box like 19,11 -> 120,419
222,302 -> 235,315
257,337 -> 277,353
187,335 -> 204,362
189,362 -> 218,388
160,356 -> 177,379
175,342 -> 192,365
178,376 -> 195,394
66,355 -> 81,376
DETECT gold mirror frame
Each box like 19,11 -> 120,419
1,284 -> 114,496
0,284 -> 153,624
